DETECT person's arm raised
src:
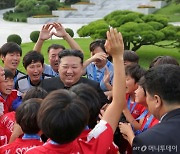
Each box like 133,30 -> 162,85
33,23 -> 53,52
102,28 -> 126,133
53,22 -> 83,53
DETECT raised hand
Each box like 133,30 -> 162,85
52,22 -> 67,38
39,23 -> 53,41
103,67 -> 110,84
105,28 -> 124,57
91,52 -> 107,62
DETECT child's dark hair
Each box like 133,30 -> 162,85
22,87 -> 47,102
16,98 -> 42,134
38,89 -> 89,144
90,39 -> 112,62
123,50 -> 139,64
70,83 -> 101,128
125,64 -> 146,83
4,69 -> 14,79
149,56 -> 179,68
23,51 -> 44,69
0,42 -> 22,57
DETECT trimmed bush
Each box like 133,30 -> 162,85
21,18 -> 27,22
7,34 -> 22,45
30,31 -> 40,43
65,28 -> 74,37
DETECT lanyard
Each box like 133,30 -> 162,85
134,114 -> 154,136
142,114 -> 154,132
50,140 -> 59,145
136,109 -> 148,121
93,61 -> 110,82
13,70 -> 18,84
22,134 -> 40,140
127,97 -> 137,113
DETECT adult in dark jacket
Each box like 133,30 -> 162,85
40,49 -> 109,107
132,64 -> 180,154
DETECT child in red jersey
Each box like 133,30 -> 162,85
0,87 -> 47,147
119,77 -> 159,145
70,83 -> 119,153
0,69 -> 18,115
0,111 -> 15,146
113,64 -> 146,154
0,98 -> 43,153
124,64 -> 146,122
26,28 -> 125,154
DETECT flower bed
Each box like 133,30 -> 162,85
137,5 -> 156,8
58,7 -> 77,11
32,15 -> 58,18
75,2 -> 95,5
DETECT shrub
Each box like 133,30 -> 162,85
7,34 -> 22,45
30,31 -> 40,43
65,28 -> 74,37
21,18 -> 27,22
9,17 -> 13,21
44,0 -> 60,11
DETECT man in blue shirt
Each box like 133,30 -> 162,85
34,22 -> 83,77
83,39 -> 114,91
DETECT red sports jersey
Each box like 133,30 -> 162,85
141,112 -> 159,130
126,94 -> 145,119
26,120 -> 114,154
0,137 -> 43,154
0,111 -> 15,146
0,90 -> 18,115
5,90 -> 18,112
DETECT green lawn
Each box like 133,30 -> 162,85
3,38 -> 179,73
154,2 -> 180,22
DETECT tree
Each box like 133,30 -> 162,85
77,10 -> 180,51
166,0 -> 180,4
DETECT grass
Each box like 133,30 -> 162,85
137,43 -> 180,68
154,2 -> 180,22
1,38 -> 179,73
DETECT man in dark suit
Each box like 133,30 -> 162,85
40,49 -> 109,107
132,64 -> 180,154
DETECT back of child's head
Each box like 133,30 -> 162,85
70,83 -> 101,128
38,89 -> 89,144
23,50 -> 44,69
125,64 -> 146,83
123,50 -> 139,65
15,98 -> 42,134
4,69 -> 14,80
149,56 -> 179,68
0,42 -> 22,57
22,87 -> 47,102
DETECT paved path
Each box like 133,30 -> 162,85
0,8 -> 85,46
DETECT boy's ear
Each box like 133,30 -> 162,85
154,94 -> 162,109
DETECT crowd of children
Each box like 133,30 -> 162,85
0,23 -> 179,154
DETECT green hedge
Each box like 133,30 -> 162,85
7,34 -> 22,45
